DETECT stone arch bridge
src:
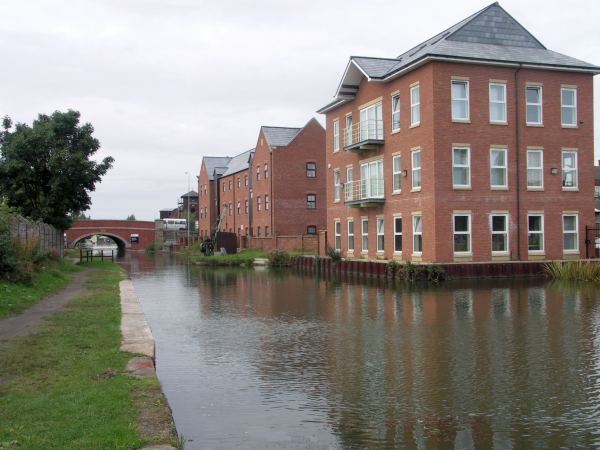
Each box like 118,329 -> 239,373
66,220 -> 158,250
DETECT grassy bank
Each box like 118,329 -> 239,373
190,248 -> 267,266
0,261 -> 78,319
0,263 -> 179,449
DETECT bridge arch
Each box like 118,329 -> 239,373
65,220 -> 157,251
70,232 -> 129,249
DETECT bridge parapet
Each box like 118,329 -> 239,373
66,220 -> 157,250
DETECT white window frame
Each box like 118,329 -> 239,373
526,85 -> 543,125
526,149 -> 543,190
410,84 -> 420,127
451,79 -> 469,121
344,114 -> 353,147
453,213 -> 472,255
452,146 -> 471,189
411,149 -> 421,191
394,216 -> 402,254
561,87 -> 577,127
334,220 -> 341,251
256,165 -> 261,181
346,166 -> 353,202
392,154 -> 402,193
490,213 -> 509,255
265,194 -> 269,210
527,213 -> 544,254
361,218 -> 368,253
561,150 -> 578,190
359,102 -> 383,141
490,147 -> 508,189
412,214 -> 422,255
562,213 -> 579,253
376,217 -> 384,253
256,195 -> 261,211
489,82 -> 507,124
332,118 -> 340,152
391,93 -> 400,132
333,169 -> 341,202
347,219 -> 354,252
264,162 -> 268,179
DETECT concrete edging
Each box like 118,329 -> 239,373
119,280 -> 155,359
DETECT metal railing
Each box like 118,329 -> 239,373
344,178 -> 385,203
343,120 -> 383,147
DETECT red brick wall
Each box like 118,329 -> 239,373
247,234 -> 319,254
198,161 -> 216,239
218,169 -> 251,237
252,130 -> 273,237
66,220 -> 156,250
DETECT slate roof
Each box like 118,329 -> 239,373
319,2 -> 599,113
222,149 -> 255,177
202,156 -> 232,180
181,191 -> 198,198
261,126 -> 302,147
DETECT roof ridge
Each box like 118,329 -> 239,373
351,55 -> 399,62
261,125 -> 302,130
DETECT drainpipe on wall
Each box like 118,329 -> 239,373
514,65 -> 522,261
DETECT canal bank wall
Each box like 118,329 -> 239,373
291,255 -> 551,279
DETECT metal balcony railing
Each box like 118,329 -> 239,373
343,120 -> 384,150
344,178 -> 385,205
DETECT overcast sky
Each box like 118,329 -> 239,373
1,0 -> 599,220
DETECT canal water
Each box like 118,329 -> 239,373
122,253 -> 600,449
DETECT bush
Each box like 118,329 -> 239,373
386,260 -> 398,278
268,249 -> 291,267
396,262 -> 446,284
544,261 -> 600,283
326,246 -> 342,263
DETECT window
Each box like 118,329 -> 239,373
237,202 -> 241,215
344,115 -> 353,147
229,203 -> 232,215
359,102 -> 383,141
527,150 -> 543,189
394,217 -> 402,253
451,80 -> 469,121
563,214 -> 578,252
229,180 -> 232,191
452,146 -> 470,188
237,177 -> 241,189
412,149 -> 421,190
334,170 -> 341,201
256,166 -> 260,181
453,214 -> 471,254
334,220 -> 341,251
376,217 -> 384,252
306,162 -> 316,178
491,214 -> 508,254
410,84 -> 420,126
346,166 -> 353,201
347,219 -> 354,252
222,182 -> 225,192
307,225 -> 317,235
359,159 -> 384,199
265,194 -> 269,210
562,150 -> 578,189
489,83 -> 507,123
264,162 -> 268,179
257,226 -> 261,237
490,148 -> 507,188
412,215 -> 422,254
392,155 -> 402,192
307,194 -> 316,209
361,218 -> 368,252
333,119 -> 339,152
561,88 -> 577,126
391,94 -> 400,131
265,226 -> 269,237
257,196 -> 261,211
245,200 -> 248,213
528,214 -> 544,252
245,175 -> 248,186
526,85 -> 542,125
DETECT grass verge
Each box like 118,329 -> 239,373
190,248 -> 267,266
0,261 -> 79,319
0,263 -> 179,449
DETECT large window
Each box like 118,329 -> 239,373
347,219 -> 354,252
334,220 -> 341,251
256,166 -> 261,181
491,214 -> 508,254
490,148 -> 507,188
391,94 -> 400,131
334,169 -> 341,201
393,155 -> 402,192
451,80 -> 469,121
229,180 -> 232,191
412,215 -> 422,254
561,87 -> 577,127
563,214 -> 578,252
245,175 -> 248,186
333,119 -> 339,152
528,214 -> 544,252
256,196 -> 261,211
307,194 -> 316,209
359,102 -> 383,141
245,200 -> 248,213
359,160 -> 384,199
453,214 -> 471,254
237,177 -> 240,189
237,202 -> 241,215
306,162 -> 316,178
346,166 -> 353,201
412,149 -> 421,190
361,218 -> 368,253
562,150 -> 578,189
376,217 -> 384,252
344,115 -> 353,147
265,194 -> 269,210
489,82 -> 507,123
526,85 -> 542,125
394,216 -> 402,253
526,149 -> 543,189
452,146 -> 470,188
410,84 -> 420,126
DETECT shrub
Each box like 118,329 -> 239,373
397,262 -> 446,284
544,261 -> 600,283
268,249 -> 291,267
326,246 -> 341,263
386,260 -> 398,278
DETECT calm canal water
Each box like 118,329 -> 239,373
121,253 -> 600,449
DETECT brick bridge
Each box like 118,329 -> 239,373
66,220 -> 157,250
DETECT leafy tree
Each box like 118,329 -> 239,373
126,214 -> 136,220
70,211 -> 91,220
0,110 -> 113,229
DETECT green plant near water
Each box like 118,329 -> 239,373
397,261 -> 446,283
326,246 -> 342,263
386,260 -> 398,278
268,249 -> 291,266
190,248 -> 266,267
544,260 -> 600,282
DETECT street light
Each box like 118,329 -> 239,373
185,171 -> 190,249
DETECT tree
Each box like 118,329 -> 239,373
0,110 -> 113,229
126,214 -> 136,220
70,211 -> 91,220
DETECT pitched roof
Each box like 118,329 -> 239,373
319,2 -> 599,113
181,191 -> 198,198
202,156 -> 232,180
222,149 -> 255,176
261,126 -> 302,147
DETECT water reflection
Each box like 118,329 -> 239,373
122,254 -> 600,449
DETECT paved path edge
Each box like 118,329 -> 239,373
119,280 -> 155,359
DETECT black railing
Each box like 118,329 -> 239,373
79,248 -> 115,263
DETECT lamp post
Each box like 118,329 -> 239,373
185,171 -> 190,249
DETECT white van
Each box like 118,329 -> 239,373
164,218 -> 187,230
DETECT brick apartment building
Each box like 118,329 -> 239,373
198,118 -> 326,242
318,2 -> 599,263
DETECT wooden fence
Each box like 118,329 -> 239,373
9,215 -> 64,258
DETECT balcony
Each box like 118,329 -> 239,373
343,120 -> 384,151
344,178 -> 385,208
